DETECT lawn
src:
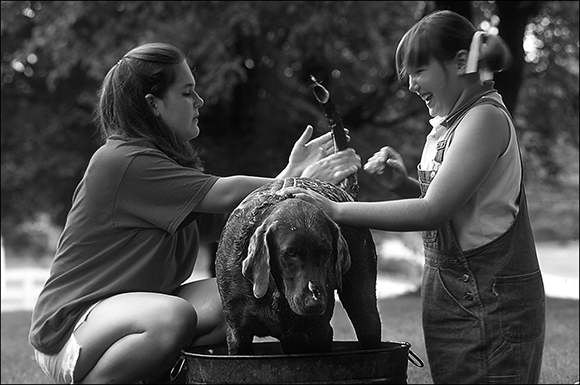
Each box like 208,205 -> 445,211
333,292 -> 580,384
2,293 -> 578,384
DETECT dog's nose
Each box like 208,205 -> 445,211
291,281 -> 326,316
308,281 -> 321,301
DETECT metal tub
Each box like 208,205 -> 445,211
181,340 -> 423,384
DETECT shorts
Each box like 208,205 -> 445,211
33,301 -> 101,384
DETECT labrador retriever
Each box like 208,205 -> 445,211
215,177 -> 381,355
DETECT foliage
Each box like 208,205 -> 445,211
1,1 -> 578,257
515,0 -> 580,181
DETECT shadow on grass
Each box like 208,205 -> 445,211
2,293 -> 578,384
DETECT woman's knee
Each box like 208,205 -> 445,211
150,298 -> 198,347
73,294 -> 197,382
77,294 -> 197,355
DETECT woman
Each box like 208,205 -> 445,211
29,42 -> 361,384
288,10 -> 545,384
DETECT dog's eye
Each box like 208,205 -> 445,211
282,248 -> 299,260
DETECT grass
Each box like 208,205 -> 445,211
1,293 -> 577,384
333,292 -> 580,384
2,170 -> 577,383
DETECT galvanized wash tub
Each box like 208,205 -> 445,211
178,340 -> 424,384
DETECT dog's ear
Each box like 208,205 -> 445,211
242,222 -> 272,299
332,222 -> 351,290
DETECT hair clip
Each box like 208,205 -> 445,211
465,31 -> 484,74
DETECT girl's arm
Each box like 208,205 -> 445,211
289,105 -> 509,232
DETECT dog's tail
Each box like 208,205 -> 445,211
310,76 -> 359,200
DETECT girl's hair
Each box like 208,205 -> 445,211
96,42 -> 203,169
395,10 -> 512,80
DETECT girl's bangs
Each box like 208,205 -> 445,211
396,27 -> 432,79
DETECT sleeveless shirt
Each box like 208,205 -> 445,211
418,82 -> 520,250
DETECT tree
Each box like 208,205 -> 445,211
1,1 -> 577,258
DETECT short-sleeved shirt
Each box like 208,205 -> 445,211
29,136 -> 223,355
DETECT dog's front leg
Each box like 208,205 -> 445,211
226,326 -> 254,355
280,323 -> 333,354
279,332 -> 312,354
304,322 -> 334,353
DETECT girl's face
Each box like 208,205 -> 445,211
407,58 -> 461,118
156,60 -> 204,142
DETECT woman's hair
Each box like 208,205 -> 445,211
395,10 -> 512,80
96,42 -> 203,169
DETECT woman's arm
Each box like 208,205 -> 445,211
196,175 -> 274,213
197,125 -> 362,214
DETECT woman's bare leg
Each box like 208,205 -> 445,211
73,292 -> 196,383
174,277 -> 228,347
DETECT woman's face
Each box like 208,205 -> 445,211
156,60 -> 204,142
407,58 -> 460,118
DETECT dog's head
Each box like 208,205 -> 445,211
241,198 -> 351,316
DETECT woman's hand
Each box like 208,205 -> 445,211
301,148 -> 360,185
364,146 -> 410,190
278,125 -> 357,180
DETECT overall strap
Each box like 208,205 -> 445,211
434,96 -> 511,164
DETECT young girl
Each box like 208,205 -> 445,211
287,10 -> 545,384
29,42 -> 361,384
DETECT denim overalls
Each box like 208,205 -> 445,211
418,95 -> 546,384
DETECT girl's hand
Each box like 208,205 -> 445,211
277,187 -> 337,220
364,146 -> 409,190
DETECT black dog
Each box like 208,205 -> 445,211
215,177 -> 381,355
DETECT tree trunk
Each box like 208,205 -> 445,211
493,1 -> 543,112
